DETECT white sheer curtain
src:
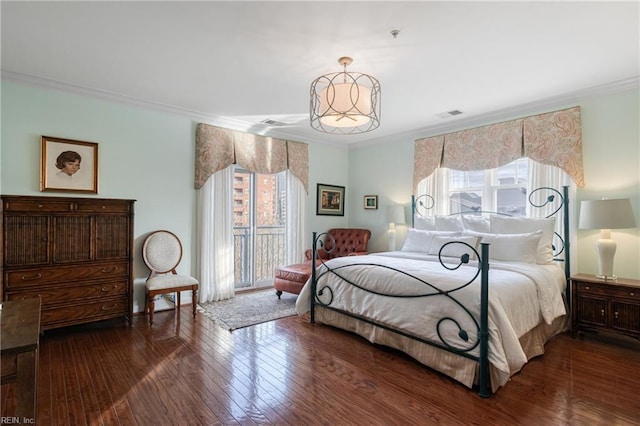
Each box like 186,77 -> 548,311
286,171 -> 307,264
415,168 -> 447,219
527,159 -> 577,269
196,166 -> 235,302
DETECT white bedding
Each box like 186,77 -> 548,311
295,251 -> 566,387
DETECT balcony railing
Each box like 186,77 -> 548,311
233,226 -> 286,288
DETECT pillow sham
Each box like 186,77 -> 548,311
413,216 -> 436,231
428,235 -> 478,259
435,215 -> 464,232
464,230 -> 542,264
401,230 -> 460,253
489,215 -> 556,264
400,228 -> 435,252
461,215 -> 490,233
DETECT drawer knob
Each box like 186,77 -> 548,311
21,273 -> 42,281
101,285 -> 118,292
101,304 -> 118,311
630,292 -> 635,297
101,267 -> 118,273
585,286 -> 590,290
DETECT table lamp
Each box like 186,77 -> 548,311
387,205 -> 406,251
579,198 -> 636,280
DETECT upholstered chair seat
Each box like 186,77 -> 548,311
146,274 -> 199,291
142,230 -> 199,325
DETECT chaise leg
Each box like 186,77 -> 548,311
276,290 -> 282,299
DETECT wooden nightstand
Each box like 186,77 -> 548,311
571,274 -> 640,340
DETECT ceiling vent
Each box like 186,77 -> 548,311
261,119 -> 287,126
435,110 -> 463,119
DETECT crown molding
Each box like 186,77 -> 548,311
3,70 -> 637,150
349,75 -> 640,149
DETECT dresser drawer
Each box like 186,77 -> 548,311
5,262 -> 128,289
6,279 -> 128,305
3,199 -> 74,212
40,296 -> 128,328
575,281 -> 640,300
74,201 -> 131,213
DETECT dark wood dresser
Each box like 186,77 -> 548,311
571,273 -> 640,340
1,195 -> 135,330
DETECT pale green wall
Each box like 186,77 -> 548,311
2,80 -> 638,319
1,81 -> 198,312
577,89 -> 640,279
0,80 -> 347,312
347,87 -> 640,279
348,140 -> 414,252
307,142 -> 350,243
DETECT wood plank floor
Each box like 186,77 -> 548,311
2,308 -> 639,425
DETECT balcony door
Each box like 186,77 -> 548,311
233,167 -> 287,289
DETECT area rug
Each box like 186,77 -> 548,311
197,289 -> 298,331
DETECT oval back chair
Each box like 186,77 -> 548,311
142,230 -> 199,325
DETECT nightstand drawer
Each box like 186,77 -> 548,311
574,281 -> 639,300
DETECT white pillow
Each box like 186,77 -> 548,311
435,215 -> 464,232
465,230 -> 542,264
414,216 -> 436,231
428,235 -> 478,259
490,215 -> 556,264
401,229 -> 434,253
461,215 -> 490,233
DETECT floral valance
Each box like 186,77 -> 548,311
413,106 -> 584,192
195,123 -> 309,192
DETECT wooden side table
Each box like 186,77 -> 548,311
0,298 -> 41,422
571,274 -> 640,340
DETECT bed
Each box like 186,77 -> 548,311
295,186 -> 571,397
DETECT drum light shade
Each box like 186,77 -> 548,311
310,57 -> 381,134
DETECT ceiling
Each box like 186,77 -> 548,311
2,1 -> 638,147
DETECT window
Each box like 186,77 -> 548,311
233,167 -> 287,289
446,158 -> 529,216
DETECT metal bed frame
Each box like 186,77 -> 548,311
308,186 -> 570,397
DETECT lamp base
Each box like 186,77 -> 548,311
595,274 -> 617,281
595,237 -> 617,281
387,224 -> 396,252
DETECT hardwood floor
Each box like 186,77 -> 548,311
2,308 -> 639,425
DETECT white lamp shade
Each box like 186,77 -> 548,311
319,82 -> 372,127
386,205 -> 406,225
579,198 -> 636,229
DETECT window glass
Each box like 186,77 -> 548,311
446,159 -> 529,215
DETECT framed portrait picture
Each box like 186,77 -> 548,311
40,136 -> 98,194
364,195 -> 378,210
316,183 -> 345,216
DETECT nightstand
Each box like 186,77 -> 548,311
571,274 -> 640,340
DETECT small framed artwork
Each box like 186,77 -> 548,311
364,195 -> 378,210
316,183 -> 345,216
40,136 -> 98,194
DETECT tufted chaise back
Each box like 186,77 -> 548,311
304,228 -> 371,261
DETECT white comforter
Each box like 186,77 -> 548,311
295,251 -> 566,380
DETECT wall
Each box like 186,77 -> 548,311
348,140 -> 414,252
3,80 -> 638,319
0,80 -> 348,312
577,89 -> 640,279
347,87 -> 640,279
